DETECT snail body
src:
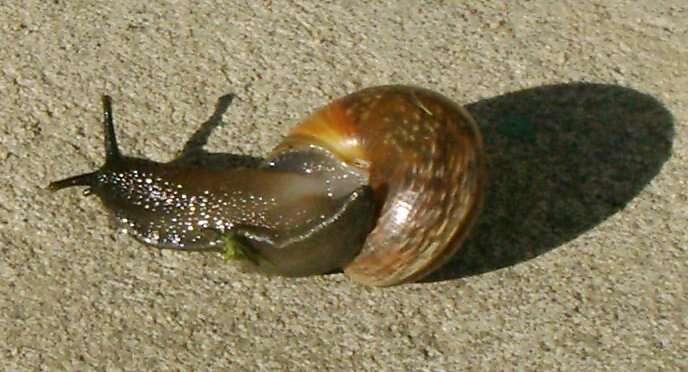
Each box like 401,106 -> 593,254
50,85 -> 486,286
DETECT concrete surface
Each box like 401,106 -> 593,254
1,1 -> 686,370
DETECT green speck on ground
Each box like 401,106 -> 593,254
221,233 -> 250,261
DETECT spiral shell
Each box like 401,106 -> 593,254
278,85 -> 486,286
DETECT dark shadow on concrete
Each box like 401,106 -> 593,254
423,82 -> 675,283
170,93 -> 262,169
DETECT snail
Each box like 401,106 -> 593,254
49,85 -> 486,286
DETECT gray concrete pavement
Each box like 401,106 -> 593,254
1,1 -> 686,370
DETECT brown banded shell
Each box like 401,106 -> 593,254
278,85 -> 486,286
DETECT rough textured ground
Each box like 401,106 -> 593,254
1,1 -> 686,370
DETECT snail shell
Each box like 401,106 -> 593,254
278,85 -> 486,286
49,85 -> 485,287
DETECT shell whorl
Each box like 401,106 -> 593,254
282,85 -> 486,286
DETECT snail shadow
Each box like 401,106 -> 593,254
424,82 -> 675,283
170,93 -> 263,168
